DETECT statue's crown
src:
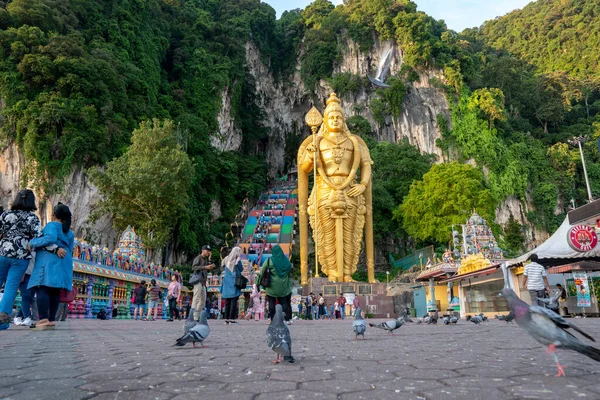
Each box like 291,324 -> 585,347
324,92 -> 343,116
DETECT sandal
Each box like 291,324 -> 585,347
32,323 -> 55,331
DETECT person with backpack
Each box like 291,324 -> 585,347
256,245 -> 292,325
132,280 -> 147,320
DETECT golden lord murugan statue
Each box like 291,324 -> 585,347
297,93 -> 375,283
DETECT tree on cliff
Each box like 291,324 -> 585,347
89,120 -> 193,251
396,162 -> 496,244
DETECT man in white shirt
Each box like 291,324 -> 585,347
522,253 -> 550,306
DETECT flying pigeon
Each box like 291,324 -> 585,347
369,317 -> 405,335
266,304 -> 294,363
501,288 -> 600,377
174,310 -> 210,348
353,307 -> 367,340
184,308 -> 198,334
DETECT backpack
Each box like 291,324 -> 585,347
259,259 -> 271,288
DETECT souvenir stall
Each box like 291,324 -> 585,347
507,215 -> 600,315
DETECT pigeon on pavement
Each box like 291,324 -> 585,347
501,287 -> 600,377
467,315 -> 483,325
427,310 -> 439,325
184,308 -> 198,334
266,304 -> 294,363
537,292 -> 561,310
478,313 -> 488,322
450,315 -> 459,324
369,317 -> 405,335
443,316 -> 450,325
402,314 -> 413,323
497,312 -> 515,323
353,307 -> 367,340
174,310 -> 210,348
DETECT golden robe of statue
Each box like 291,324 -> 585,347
297,93 -> 375,283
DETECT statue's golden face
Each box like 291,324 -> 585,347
325,111 -> 344,133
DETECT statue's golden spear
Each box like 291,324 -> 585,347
305,106 -> 323,278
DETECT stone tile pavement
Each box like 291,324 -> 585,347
2,317 -> 600,399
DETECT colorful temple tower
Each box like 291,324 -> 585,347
113,226 -> 146,262
460,212 -> 504,260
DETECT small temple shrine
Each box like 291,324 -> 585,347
416,212 -> 509,317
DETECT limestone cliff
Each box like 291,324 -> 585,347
0,144 -> 117,247
238,37 -> 448,178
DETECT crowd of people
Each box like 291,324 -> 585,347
300,293 -> 360,320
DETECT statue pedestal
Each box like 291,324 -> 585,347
303,277 -> 393,318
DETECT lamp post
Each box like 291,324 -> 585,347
569,136 -> 594,203
386,271 -> 390,285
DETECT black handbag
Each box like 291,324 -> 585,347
234,270 -> 248,290
259,259 -> 271,288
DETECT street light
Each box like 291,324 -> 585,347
386,271 -> 390,285
569,136 -> 594,203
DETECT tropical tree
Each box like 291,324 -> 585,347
89,120 -> 193,251
397,162 -> 496,244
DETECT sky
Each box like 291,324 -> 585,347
263,0 -> 533,32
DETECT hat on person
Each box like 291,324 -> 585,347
202,245 -> 211,251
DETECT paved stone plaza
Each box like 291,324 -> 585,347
2,317 -> 600,400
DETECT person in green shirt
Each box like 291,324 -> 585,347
256,245 -> 292,325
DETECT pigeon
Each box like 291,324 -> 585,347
479,313 -> 488,322
184,307 -> 198,334
450,315 -> 459,324
353,307 -> 367,340
537,292 -> 561,310
427,310 -> 439,325
415,317 -> 423,324
369,317 -> 405,335
501,288 -> 600,377
174,310 -> 210,348
266,304 -> 294,363
497,312 -> 515,323
467,315 -> 483,325
402,314 -> 413,323
443,316 -> 450,325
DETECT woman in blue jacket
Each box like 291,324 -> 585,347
220,246 -> 244,323
28,203 -> 74,330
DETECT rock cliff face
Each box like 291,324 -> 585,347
0,144 -> 118,247
239,37 -> 448,178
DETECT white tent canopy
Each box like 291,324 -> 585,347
507,217 -> 600,267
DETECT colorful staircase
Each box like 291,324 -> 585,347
238,182 -> 298,266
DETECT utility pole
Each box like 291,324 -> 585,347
569,136 -> 594,203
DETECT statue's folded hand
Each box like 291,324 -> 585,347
347,183 -> 366,197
